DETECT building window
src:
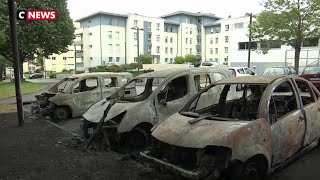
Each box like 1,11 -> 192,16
62,57 -> 66,60
88,20 -> 91,23
197,19 -> 202,24
89,32 -> 92,36
225,36 -> 229,43
186,27 -> 188,34
90,57 -> 93,60
115,44 -> 120,52
115,31 -> 119,40
190,28 -> 192,34
224,47 -> 228,53
108,18 -> 112,25
156,23 -> 160,30
52,57 -> 56,60
148,45 -> 152,51
89,45 -> 93,48
165,58 -> 168,62
170,37 -> 173,43
156,35 -> 160,42
108,44 -> 112,52
215,37 -> 219,44
303,38 -> 319,47
108,31 -> 112,39
210,28 -> 214,34
197,48 -> 201,54
170,48 -> 173,54
225,24 -> 229,31
148,34 -> 152,40
260,41 -> 281,49
157,46 -> 160,53
210,38 -> 213,44
239,42 -> 258,50
190,38 -> 192,44
197,38 -> 201,44
186,38 -> 188,44
115,18 -> 119,26
170,58 -> 173,63
190,48 -> 192,54
215,58 -> 218,62
109,57 -> 113,62
134,20 -> 138,26
170,27 -> 173,32
165,26 -> 168,32
215,48 -> 218,54
165,47 -> 168,54
210,48 -> 213,54
234,22 -> 244,29
116,57 -> 120,62
165,36 -> 168,43
198,28 -> 201,34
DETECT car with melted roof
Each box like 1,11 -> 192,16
32,72 -> 133,121
82,67 -> 232,149
141,75 -> 320,180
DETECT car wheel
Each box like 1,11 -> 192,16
126,127 -> 151,150
228,159 -> 266,180
53,107 -> 69,121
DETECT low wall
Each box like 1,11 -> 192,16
56,74 -> 72,80
142,64 -> 189,71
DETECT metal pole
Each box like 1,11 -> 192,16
74,43 -> 77,73
137,28 -> 140,71
124,41 -> 127,65
284,50 -> 287,67
247,13 -> 252,68
8,0 -> 24,126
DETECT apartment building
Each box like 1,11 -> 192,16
43,11 -> 319,74
204,15 -> 320,73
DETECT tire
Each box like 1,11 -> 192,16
126,127 -> 151,150
53,107 -> 69,121
228,159 -> 266,180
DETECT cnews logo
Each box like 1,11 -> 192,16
17,10 -> 58,20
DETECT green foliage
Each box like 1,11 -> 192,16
76,71 -> 85,74
137,54 -> 152,64
174,56 -> 185,64
184,54 -> 199,64
251,0 -> 320,71
89,65 -> 125,72
0,0 -> 75,62
130,63 -> 142,69
120,64 -> 135,71
49,73 -> 56,79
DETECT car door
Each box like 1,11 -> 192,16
101,76 -> 120,98
155,75 -> 193,121
269,79 -> 306,166
294,78 -> 320,146
71,76 -> 101,117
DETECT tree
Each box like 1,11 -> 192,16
0,0 -> 75,71
138,54 -> 152,64
251,0 -> 320,72
185,54 -> 199,64
174,56 -> 185,64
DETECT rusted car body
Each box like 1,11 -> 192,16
82,67 -> 232,148
141,75 -> 320,179
32,72 -> 133,120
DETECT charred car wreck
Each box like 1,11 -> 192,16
141,75 -> 320,179
31,72 -> 132,121
82,67 -> 233,150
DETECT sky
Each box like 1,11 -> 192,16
67,0 -> 264,20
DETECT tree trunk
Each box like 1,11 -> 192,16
0,65 -> 4,82
294,45 -> 302,73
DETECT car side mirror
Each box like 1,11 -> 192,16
159,99 -> 167,106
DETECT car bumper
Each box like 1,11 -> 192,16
140,151 -> 219,180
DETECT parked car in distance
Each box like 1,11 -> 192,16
31,72 -> 133,121
200,61 -> 219,67
29,73 -> 44,79
300,66 -> 320,90
263,66 -> 297,76
10,74 -> 26,81
1,74 -> 6,80
142,75 -> 320,180
82,67 -> 233,149
229,67 -> 256,77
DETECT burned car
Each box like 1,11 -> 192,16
32,72 -> 133,121
82,67 -> 231,149
141,75 -> 320,180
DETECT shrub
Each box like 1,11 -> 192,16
174,56 -> 185,64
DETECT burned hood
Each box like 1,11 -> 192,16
151,113 -> 255,149
83,98 -> 144,123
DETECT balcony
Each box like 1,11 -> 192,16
196,44 -> 202,48
75,50 -> 83,57
75,28 -> 83,35
74,40 -> 83,45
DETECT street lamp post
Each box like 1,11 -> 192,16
246,13 -> 253,68
131,26 -> 144,71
